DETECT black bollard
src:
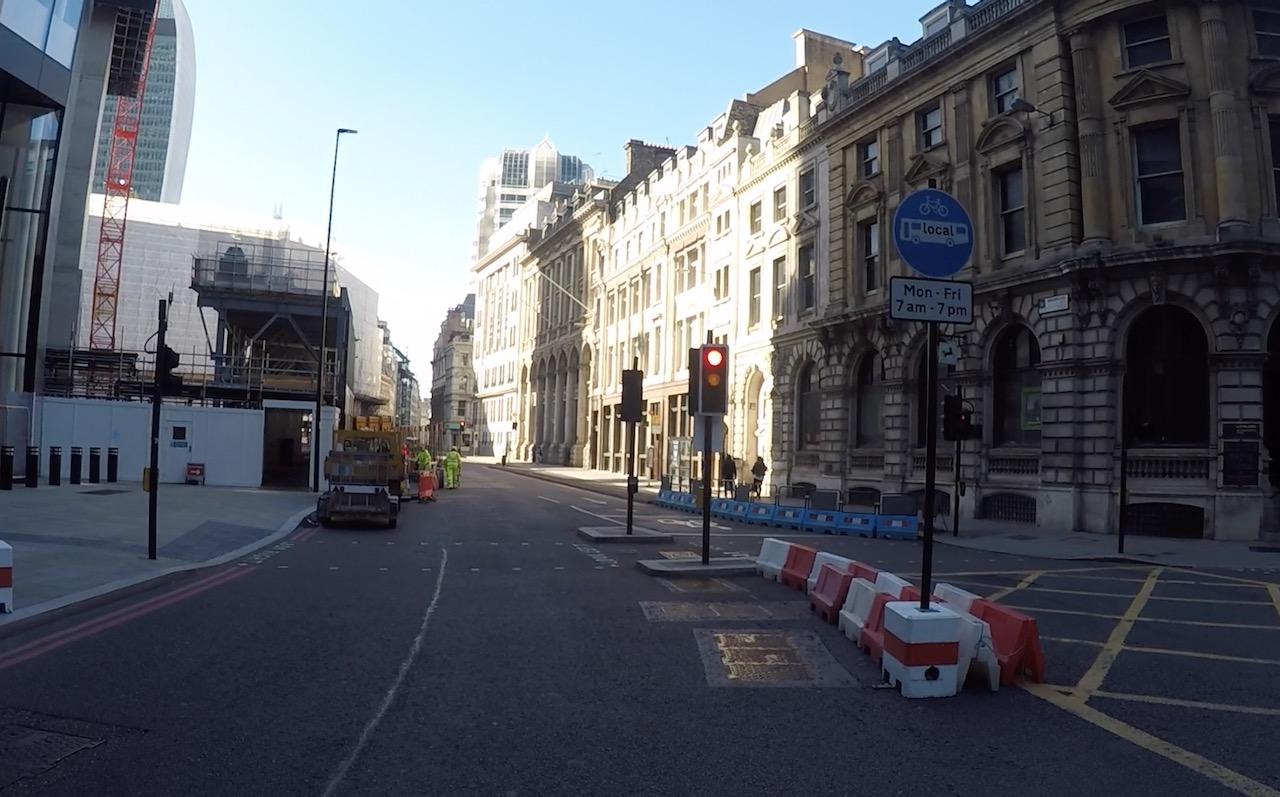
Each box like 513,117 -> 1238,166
89,447 -> 101,483
25,446 -> 38,488
107,447 -> 119,483
70,446 -> 82,485
49,446 -> 62,486
0,446 -> 12,490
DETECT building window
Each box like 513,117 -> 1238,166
797,244 -> 815,311
1271,116 -> 1280,207
748,267 -> 762,328
772,257 -> 787,319
796,362 -> 821,449
1132,122 -> 1186,225
714,264 -> 731,301
1124,305 -> 1208,446
800,169 -> 816,208
1259,10 -> 1280,57
997,166 -> 1026,255
853,352 -> 884,448
683,247 -> 700,291
1124,16 -> 1172,68
749,201 -> 763,234
689,190 -> 699,218
773,185 -> 787,222
992,67 -> 1019,114
456,401 -> 467,417
992,325 -> 1041,447
919,105 -> 943,150
861,138 -> 879,177
500,152 -> 529,187
859,219 -> 880,292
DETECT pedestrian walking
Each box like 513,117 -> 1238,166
751,456 -> 768,498
444,447 -> 462,489
720,453 -> 737,496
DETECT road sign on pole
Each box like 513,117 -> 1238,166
891,189 -> 975,611
891,188 -> 974,278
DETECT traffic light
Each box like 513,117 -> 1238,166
158,345 -> 181,395
698,344 -> 728,415
687,348 -> 701,415
621,368 -> 644,423
943,394 -> 974,441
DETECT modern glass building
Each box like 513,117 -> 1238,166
472,138 -> 592,259
91,0 -> 194,202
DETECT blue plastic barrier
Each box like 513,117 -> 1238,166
876,514 -> 919,540
656,488 -> 673,508
836,512 -> 877,537
804,509 -> 844,534
711,498 -> 733,519
774,505 -> 806,530
746,503 -> 777,526
727,501 -> 749,521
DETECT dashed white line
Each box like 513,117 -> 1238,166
321,547 -> 448,797
554,566 -> 565,571
582,497 -> 608,505
328,566 -> 339,571
512,567 -> 521,571
470,567 -> 480,572
276,565 -> 289,569
538,496 -> 562,504
379,567 -> 389,572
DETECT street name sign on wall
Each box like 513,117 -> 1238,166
889,276 -> 973,324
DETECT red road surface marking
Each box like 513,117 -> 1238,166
0,566 -> 255,672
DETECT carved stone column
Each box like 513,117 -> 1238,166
1069,28 -> 1111,245
1199,1 -> 1249,233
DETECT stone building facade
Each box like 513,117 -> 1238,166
771,0 -> 1280,540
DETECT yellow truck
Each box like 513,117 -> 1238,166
316,430 -> 406,528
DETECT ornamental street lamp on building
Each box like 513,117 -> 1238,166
314,127 -> 358,493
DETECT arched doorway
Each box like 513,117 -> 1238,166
992,325 -> 1041,447
795,361 -> 820,450
850,351 -> 884,449
1123,305 -> 1209,447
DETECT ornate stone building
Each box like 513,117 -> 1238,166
770,0 -> 1280,540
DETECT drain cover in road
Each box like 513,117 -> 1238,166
0,724 -> 100,788
658,550 -> 700,560
641,601 -> 811,622
693,629 -> 856,687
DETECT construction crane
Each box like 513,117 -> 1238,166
88,4 -> 160,351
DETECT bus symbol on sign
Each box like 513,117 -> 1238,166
899,218 -> 970,248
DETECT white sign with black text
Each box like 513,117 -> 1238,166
889,277 -> 974,324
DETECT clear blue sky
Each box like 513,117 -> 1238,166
181,0 -> 928,380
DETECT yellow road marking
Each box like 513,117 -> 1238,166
1025,683 -> 1280,797
915,564 -> 1159,580
1269,585 -> 1280,621
986,570 -> 1044,602
1002,604 -> 1280,630
1180,568 -> 1280,589
1089,690 -> 1280,718
1076,568 -> 1162,697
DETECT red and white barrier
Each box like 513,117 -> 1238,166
807,552 -> 855,594
755,538 -> 791,581
882,601 -> 963,698
874,571 -> 913,599
956,611 -> 1001,691
933,582 -> 981,614
838,578 -> 879,641
809,564 -> 856,624
780,544 -> 818,591
0,541 -> 12,613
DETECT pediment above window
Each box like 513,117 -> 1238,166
1251,63 -> 1280,95
767,227 -> 791,247
975,115 -> 1028,155
788,209 -> 820,236
845,179 -> 881,208
1108,70 -> 1190,110
904,153 -> 951,189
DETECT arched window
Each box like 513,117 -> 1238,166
796,362 -> 821,449
993,325 -> 1042,447
853,352 -> 884,448
915,351 -> 954,447
1124,305 -> 1209,446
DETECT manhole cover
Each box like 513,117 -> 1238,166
0,725 -> 100,788
79,489 -> 128,496
693,629 -> 856,688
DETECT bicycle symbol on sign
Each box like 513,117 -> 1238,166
919,195 -> 950,217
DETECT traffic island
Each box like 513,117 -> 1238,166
577,526 -> 673,543
635,557 -> 757,577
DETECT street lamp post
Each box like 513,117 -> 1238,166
313,127 -> 358,493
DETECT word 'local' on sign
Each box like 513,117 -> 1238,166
889,276 -> 974,324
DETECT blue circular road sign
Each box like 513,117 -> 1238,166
892,189 -> 974,279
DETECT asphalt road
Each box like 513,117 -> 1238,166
0,465 -> 1275,796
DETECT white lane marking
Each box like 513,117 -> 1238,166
538,496 -> 562,504
582,497 -> 608,505
470,567 -> 480,572
379,567 -> 388,572
276,565 -> 289,570
512,567 -> 521,571
554,566 -> 565,571
570,505 -> 624,525
322,547 -> 448,797
328,566 -> 339,571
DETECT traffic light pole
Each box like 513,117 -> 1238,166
920,322 -> 939,612
701,413 -> 712,566
148,299 -> 167,561
953,432 -> 962,538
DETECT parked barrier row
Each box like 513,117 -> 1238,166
654,490 -> 921,539
751,538 -> 1047,698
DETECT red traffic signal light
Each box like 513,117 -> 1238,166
698,344 -> 728,415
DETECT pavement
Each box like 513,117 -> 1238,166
0,466 -> 1275,795
496,461 -> 1280,572
0,481 -> 313,624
